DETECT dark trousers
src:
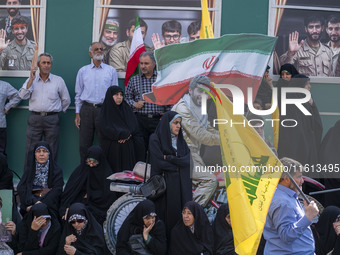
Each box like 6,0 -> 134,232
0,128 -> 6,156
25,113 -> 59,162
79,103 -> 102,163
136,114 -> 160,160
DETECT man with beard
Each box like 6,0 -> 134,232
280,15 -> 333,76
0,0 -> 33,43
172,75 -> 220,207
125,51 -> 169,156
326,16 -> 340,76
100,19 -> 119,64
75,42 -> 118,162
0,16 -> 34,70
18,53 -> 71,162
263,157 -> 319,254
109,17 -> 151,72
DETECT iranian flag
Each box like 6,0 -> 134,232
124,15 -> 145,86
143,34 -> 277,105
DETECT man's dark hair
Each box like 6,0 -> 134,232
304,15 -> 324,27
162,20 -> 182,35
126,17 -> 148,32
11,15 -> 28,28
187,21 -> 201,35
326,15 -> 340,26
279,157 -> 303,182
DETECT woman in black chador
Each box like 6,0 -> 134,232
149,111 -> 192,236
98,86 -> 144,172
116,199 -> 167,255
59,146 -> 116,224
169,201 -> 213,255
57,203 -> 108,255
17,141 -> 63,216
212,203 -> 236,255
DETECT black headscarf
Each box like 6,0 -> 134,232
16,202 -> 61,254
57,203 -> 107,255
319,121 -> 340,207
86,146 -> 117,225
17,141 -> 64,213
116,199 -> 167,255
59,146 -> 105,218
212,203 -> 236,255
169,201 -> 214,255
150,111 -> 192,236
98,86 -> 144,171
314,206 -> 340,255
0,154 -> 12,189
279,63 -> 299,77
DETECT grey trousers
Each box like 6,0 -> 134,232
79,103 -> 102,163
25,112 -> 59,162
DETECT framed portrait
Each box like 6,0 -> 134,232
0,0 -> 46,77
268,0 -> 340,83
92,0 -> 222,77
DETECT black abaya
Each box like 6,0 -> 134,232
57,203 -> 108,255
149,111 -> 192,236
212,203 -> 236,255
98,86 -> 144,172
169,201 -> 214,255
17,141 -> 64,214
116,199 -> 167,255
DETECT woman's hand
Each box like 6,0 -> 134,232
143,221 -> 155,241
64,244 -> 76,255
6,221 -> 16,235
31,216 -> 46,231
65,234 -> 77,245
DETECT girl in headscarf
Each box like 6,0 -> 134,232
59,146 -> 116,224
149,111 -> 192,237
57,203 -> 107,255
116,199 -> 167,255
212,203 -> 236,255
12,203 -> 61,255
17,141 -> 63,216
98,86 -> 144,172
169,201 -> 214,255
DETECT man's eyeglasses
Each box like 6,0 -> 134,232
70,219 -> 85,224
164,34 -> 180,40
93,47 -> 104,52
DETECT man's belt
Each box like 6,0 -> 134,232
135,112 -> 161,119
31,111 -> 58,116
83,101 -> 102,108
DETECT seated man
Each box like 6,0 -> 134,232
263,157 -> 319,254
109,17 -> 151,72
172,75 -> 220,207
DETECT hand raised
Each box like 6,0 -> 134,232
288,31 -> 304,56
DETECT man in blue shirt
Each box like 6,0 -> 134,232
75,42 -> 118,162
263,157 -> 319,255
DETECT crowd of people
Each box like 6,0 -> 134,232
0,2 -> 339,254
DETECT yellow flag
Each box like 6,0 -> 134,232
200,0 -> 214,39
215,88 -> 282,255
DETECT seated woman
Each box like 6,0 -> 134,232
17,141 -> 63,216
116,199 -> 167,255
212,203 -> 236,255
86,146 -> 117,225
98,86 -> 144,172
8,203 -> 61,255
59,146 -> 116,224
169,201 -> 213,255
57,203 -> 107,255
149,111 -> 192,236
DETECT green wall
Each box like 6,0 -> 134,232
3,0 -> 340,180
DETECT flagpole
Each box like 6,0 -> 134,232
286,172 -> 310,204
